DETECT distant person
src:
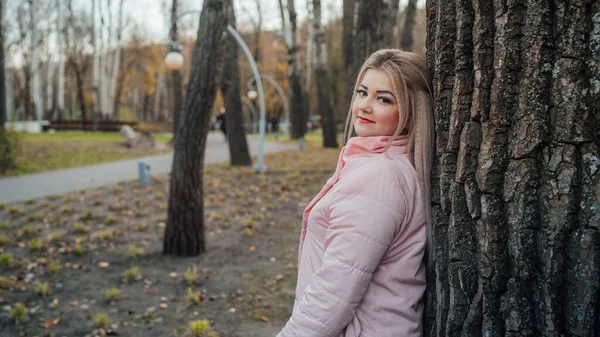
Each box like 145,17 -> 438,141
277,49 -> 434,337
216,109 -> 227,141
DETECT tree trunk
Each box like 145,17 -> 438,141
70,56 -> 87,130
399,0 -> 416,51
220,6 -> 251,166
286,0 -> 307,139
170,0 -> 183,140
354,0 -> 385,72
341,0 -> 356,123
29,0 -> 42,125
313,0 -> 337,148
56,0 -> 65,121
426,0 -> 600,336
0,0 -> 5,128
164,0 -> 229,256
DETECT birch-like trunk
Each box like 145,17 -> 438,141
29,0 -> 42,126
91,0 -> 101,124
108,0 -> 124,120
399,0 -> 416,51
426,0 -> 600,335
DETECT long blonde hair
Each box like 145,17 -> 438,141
344,49 -> 435,266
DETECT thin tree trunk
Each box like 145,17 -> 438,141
252,0 -> 262,63
285,0 -> 307,139
341,0 -> 356,123
109,0 -> 124,120
70,56 -> 87,130
426,0 -> 600,336
29,0 -> 42,126
91,0 -> 100,127
221,6 -> 251,166
313,0 -> 337,148
399,0 -> 416,51
56,0 -> 65,121
164,0 -> 230,256
0,0 -> 5,128
170,0 -> 183,140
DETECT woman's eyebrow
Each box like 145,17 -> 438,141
359,84 -> 396,98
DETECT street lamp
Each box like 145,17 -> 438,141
165,51 -> 184,71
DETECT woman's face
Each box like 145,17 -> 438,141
352,68 -> 400,137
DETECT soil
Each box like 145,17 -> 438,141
0,145 -> 339,337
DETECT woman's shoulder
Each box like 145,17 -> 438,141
336,155 -> 417,210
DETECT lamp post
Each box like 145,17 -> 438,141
246,74 -> 290,137
165,13 -> 267,173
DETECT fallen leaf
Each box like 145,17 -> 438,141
159,303 -> 168,309
260,316 -> 270,322
98,262 -> 109,268
69,300 -> 80,307
249,246 -> 256,252
168,272 -> 177,278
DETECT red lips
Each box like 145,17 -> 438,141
358,116 -> 375,124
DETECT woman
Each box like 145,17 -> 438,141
277,49 -> 434,337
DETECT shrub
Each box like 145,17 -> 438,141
0,131 -> 20,174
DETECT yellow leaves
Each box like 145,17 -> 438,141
249,246 -> 256,252
41,317 -> 62,329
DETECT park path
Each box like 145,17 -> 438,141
0,133 -> 295,204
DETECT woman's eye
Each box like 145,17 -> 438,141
378,96 -> 391,104
356,89 -> 367,97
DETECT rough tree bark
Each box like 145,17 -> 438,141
313,0 -> 337,148
399,0 -> 416,51
220,5 -> 251,166
425,0 -> 600,336
354,0 -> 386,72
163,0 -> 229,256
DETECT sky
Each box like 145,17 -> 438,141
124,0 -> 426,43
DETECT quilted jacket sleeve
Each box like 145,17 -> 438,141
278,173 -> 407,337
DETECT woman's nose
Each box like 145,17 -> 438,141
358,99 -> 372,113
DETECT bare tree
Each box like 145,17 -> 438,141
56,0 -> 65,120
399,0 -> 416,51
313,0 -> 337,148
220,5 -> 251,166
278,0 -> 307,139
353,0 -> 386,72
170,0 -> 183,140
426,0 -> 600,336
0,0 -> 5,128
164,0 -> 230,256
341,0 -> 356,122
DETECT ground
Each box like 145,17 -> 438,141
0,143 -> 339,337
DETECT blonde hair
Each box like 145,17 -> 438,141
343,49 -> 435,267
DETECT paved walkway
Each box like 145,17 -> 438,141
0,133 -> 295,204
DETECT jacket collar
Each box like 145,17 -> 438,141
344,136 -> 409,157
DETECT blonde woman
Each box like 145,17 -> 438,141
277,49 -> 434,337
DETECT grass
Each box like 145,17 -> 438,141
1,131 -> 172,177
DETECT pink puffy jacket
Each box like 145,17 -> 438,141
277,136 -> 427,337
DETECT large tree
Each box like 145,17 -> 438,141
426,0 -> 600,336
163,0 -> 230,256
220,4 -> 251,166
313,0 -> 337,148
